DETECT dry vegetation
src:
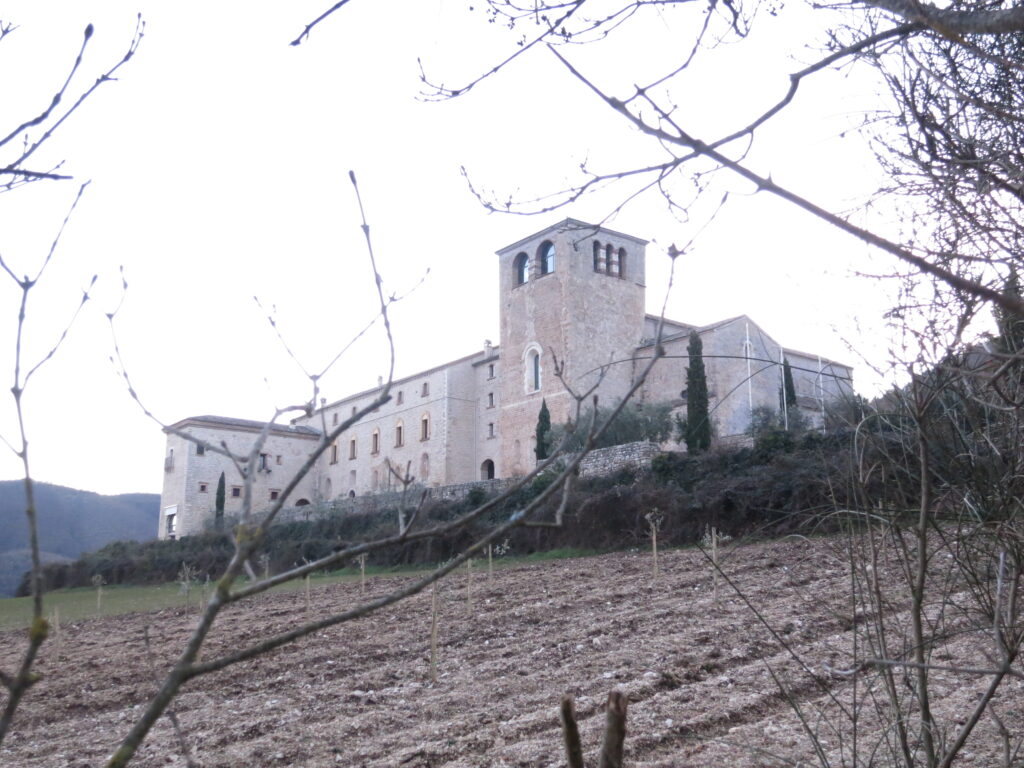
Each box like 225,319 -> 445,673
2,537 -> 1020,767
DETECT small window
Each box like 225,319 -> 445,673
514,252 -> 529,285
371,429 -> 380,454
488,422 -> 495,438
397,390 -> 404,405
487,392 -> 494,408
530,350 -> 541,391
609,247 -> 620,277
618,248 -> 627,279
270,489 -> 280,501
196,444 -> 205,456
199,482 -> 208,493
276,455 -> 282,465
421,414 -> 430,441
349,438 -> 357,459
231,486 -> 241,498
421,382 -> 429,397
259,453 -> 270,470
166,513 -> 176,536
539,241 -> 555,275
395,422 -> 404,447
593,241 -> 603,273
330,443 -> 339,464
332,412 -> 338,426
488,363 -> 495,379
351,405 -> 357,417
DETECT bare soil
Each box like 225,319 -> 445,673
2,537 -> 1021,767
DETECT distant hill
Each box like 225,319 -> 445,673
0,481 -> 159,596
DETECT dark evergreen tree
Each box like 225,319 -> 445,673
214,471 -> 226,531
782,357 -> 797,409
535,399 -> 551,460
685,331 -> 711,453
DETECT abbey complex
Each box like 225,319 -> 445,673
159,220 -> 853,539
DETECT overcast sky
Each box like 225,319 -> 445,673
0,1 -> 913,496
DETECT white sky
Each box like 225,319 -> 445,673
0,1 -> 912,495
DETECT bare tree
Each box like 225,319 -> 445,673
0,17 -> 143,748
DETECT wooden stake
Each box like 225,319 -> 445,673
487,544 -> 493,585
466,559 -> 473,611
651,525 -> 659,580
430,582 -> 439,683
560,696 -> 584,768
712,526 -> 719,604
305,573 -> 311,617
52,606 -> 61,656
359,554 -> 367,593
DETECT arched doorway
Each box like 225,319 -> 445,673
480,459 -> 495,480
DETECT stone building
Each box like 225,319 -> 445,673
159,219 -> 853,539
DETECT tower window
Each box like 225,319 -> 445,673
199,482 -> 208,493
539,241 -> 555,275
421,382 -> 430,397
332,412 -> 338,426
488,422 -> 495,438
514,252 -> 529,285
593,241 -> 603,273
349,437 -> 357,459
371,429 -> 380,454
487,392 -> 494,408
618,248 -> 627,278
397,390 -> 404,405
421,414 -> 430,441
488,363 -> 495,379
609,247 -> 620,277
530,350 -> 541,391
395,421 -> 404,447
231,486 -> 242,498
330,443 -> 339,464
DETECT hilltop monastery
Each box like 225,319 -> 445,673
159,219 -> 853,539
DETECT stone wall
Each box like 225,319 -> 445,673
276,440 -> 659,524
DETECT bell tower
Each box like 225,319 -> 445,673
495,219 -> 648,475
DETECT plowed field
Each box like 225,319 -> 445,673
2,537 -> 1021,766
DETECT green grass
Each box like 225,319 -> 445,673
0,549 -> 606,631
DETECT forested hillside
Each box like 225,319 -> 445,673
0,481 -> 158,596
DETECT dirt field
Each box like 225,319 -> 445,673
2,537 -> 1021,767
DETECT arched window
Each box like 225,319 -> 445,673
395,420 -> 404,447
481,459 -> 495,480
531,350 -> 541,391
323,478 -> 332,500
609,247 -> 620,277
523,343 -> 543,393
618,248 -> 627,279
514,252 -> 529,285
593,241 -> 603,272
420,413 -> 430,441
539,241 -> 555,275
349,437 -> 357,459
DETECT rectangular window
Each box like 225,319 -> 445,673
166,513 -> 176,537
276,454 -> 282,465
395,425 -> 404,447
270,489 -> 280,501
421,382 -> 429,397
199,482 -> 208,493
351,405 -> 357,417
421,418 -> 429,441
231,486 -> 241,498
397,391 -> 404,405
488,422 -> 495,438
349,438 -> 357,459
487,392 -> 494,408
196,444 -> 205,456
259,453 -> 270,470
372,432 -> 380,454
330,443 -> 339,464
488,363 -> 495,379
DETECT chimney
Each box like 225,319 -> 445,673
484,339 -> 493,357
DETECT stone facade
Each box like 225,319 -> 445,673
158,219 -> 853,539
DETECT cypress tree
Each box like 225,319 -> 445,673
214,472 -> 226,531
782,357 -> 797,409
685,331 -> 711,453
535,399 -> 551,460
